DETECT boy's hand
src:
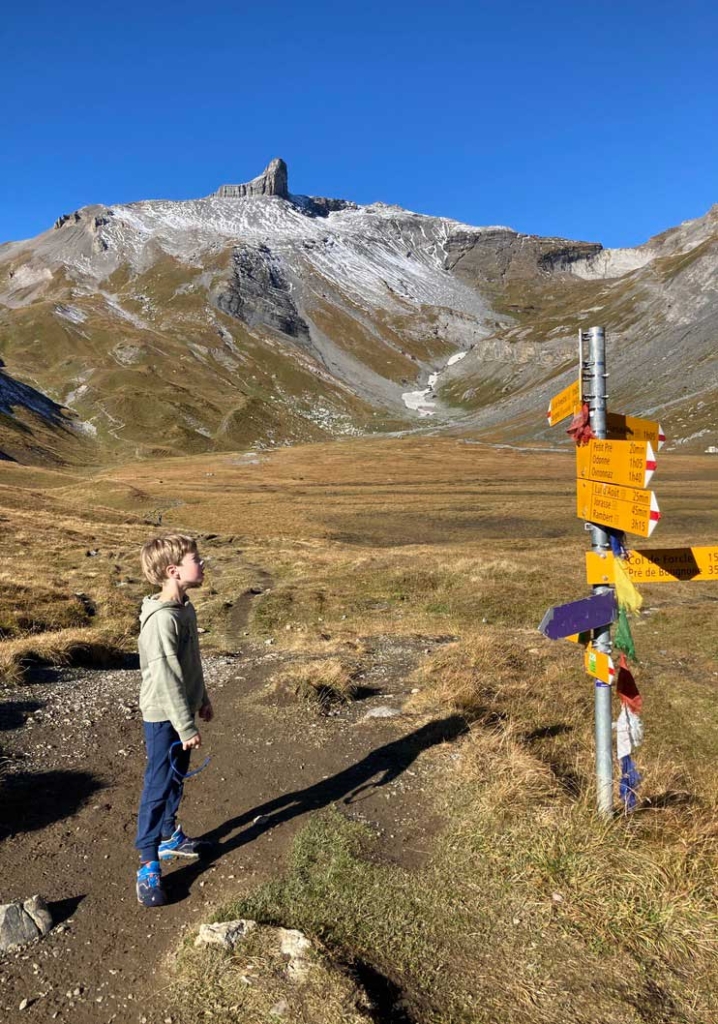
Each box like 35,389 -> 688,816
199,701 -> 214,722
183,732 -> 202,751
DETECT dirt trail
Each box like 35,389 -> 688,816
0,590 -> 460,1022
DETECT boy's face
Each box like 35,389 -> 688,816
171,549 -> 204,589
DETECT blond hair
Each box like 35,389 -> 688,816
140,533 -> 198,587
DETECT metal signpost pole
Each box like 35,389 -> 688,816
582,326 -> 614,816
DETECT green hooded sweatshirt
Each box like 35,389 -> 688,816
138,595 -> 208,743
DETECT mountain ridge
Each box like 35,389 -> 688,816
0,159 -> 716,464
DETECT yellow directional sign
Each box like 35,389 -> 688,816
577,479 -> 660,537
586,546 -> 718,585
547,380 -> 581,427
606,412 -> 666,450
577,439 -> 657,489
584,645 -> 615,685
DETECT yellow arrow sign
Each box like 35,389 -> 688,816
577,479 -> 661,537
606,412 -> 666,450
547,380 -> 581,427
577,439 -> 657,489
586,546 -> 718,584
584,645 -> 615,685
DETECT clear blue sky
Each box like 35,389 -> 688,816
1,1 -> 716,247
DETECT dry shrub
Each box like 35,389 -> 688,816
270,658 -> 360,712
0,627 -> 131,685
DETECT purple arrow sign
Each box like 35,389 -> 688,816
538,591 -> 617,641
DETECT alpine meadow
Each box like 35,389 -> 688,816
1,157 -> 717,1024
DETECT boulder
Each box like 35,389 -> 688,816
0,896 -> 53,951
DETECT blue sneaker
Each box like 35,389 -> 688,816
136,861 -> 166,908
158,826 -> 201,861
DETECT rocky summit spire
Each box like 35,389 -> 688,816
215,158 -> 289,199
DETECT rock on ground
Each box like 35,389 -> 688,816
0,895 -> 53,951
194,918 -> 257,949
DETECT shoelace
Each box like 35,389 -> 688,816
162,829 -> 187,847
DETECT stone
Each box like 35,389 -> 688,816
363,706 -> 400,719
278,927 -> 313,981
194,918 -> 256,949
0,896 -> 52,951
278,927 -> 311,959
23,896 -> 53,936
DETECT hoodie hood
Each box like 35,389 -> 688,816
139,594 -> 184,630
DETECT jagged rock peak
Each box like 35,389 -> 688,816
215,158 -> 289,199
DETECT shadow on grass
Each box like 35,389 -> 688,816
349,958 -> 418,1024
638,791 -> 697,811
166,715 -> 468,903
522,722 -> 573,743
0,770 -> 104,839
547,761 -> 585,798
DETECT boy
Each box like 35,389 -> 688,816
134,533 -> 214,908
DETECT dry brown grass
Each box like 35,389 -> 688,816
413,629 -> 718,981
269,656 -> 361,711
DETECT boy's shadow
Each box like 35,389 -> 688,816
166,715 -> 467,902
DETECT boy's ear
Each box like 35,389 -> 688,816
166,563 -> 181,580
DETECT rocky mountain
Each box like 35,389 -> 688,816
0,158 -> 716,464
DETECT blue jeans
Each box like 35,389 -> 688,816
135,720 -> 190,862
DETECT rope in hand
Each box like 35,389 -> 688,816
169,740 -> 211,780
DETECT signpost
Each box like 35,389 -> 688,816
538,592 -> 617,641
541,324 -> 717,816
576,439 -> 656,489
586,546 -> 718,585
579,327 -> 615,815
584,645 -> 615,685
547,380 -> 581,427
606,413 -> 665,450
565,631 -> 591,646
576,479 -> 661,537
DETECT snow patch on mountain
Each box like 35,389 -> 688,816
65,383 -> 89,406
402,349 -> 468,417
447,351 -> 467,367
